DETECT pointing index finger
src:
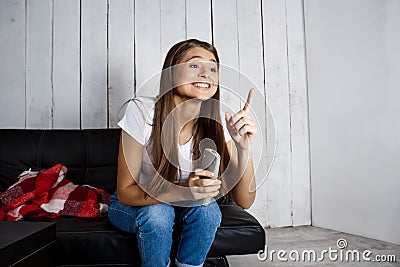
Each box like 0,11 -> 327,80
243,88 -> 254,112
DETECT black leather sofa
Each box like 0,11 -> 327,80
0,129 -> 265,267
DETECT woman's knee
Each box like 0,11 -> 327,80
186,201 -> 222,228
108,197 -> 139,233
136,203 -> 175,233
204,201 -> 222,227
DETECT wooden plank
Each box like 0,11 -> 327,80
25,1 -> 52,128
53,0 -> 80,129
186,0 -> 212,42
160,0 -> 186,61
25,0 -> 53,129
212,0 -> 239,71
286,0 -> 311,226
134,0 -> 162,97
108,0 -> 134,128
212,0 -> 241,114
262,0 -> 293,227
236,0 -> 270,226
81,0 -> 108,128
0,0 -> 25,129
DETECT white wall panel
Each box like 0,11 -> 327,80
186,0 -> 212,42
160,0 -> 186,60
236,0 -> 269,226
53,0 -> 80,129
25,0 -> 53,129
135,0 -> 161,97
0,0 -> 25,129
262,0 -> 293,227
286,0 -> 311,226
108,0 -> 134,128
81,0 -> 108,128
212,0 -> 241,112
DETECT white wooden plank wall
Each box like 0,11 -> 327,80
53,0 -> 80,129
262,0 -> 293,227
160,0 -> 186,61
186,0 -> 212,42
108,0 -> 134,127
213,0 -> 241,112
81,0 -> 107,128
26,0 -> 53,129
286,0 -> 311,226
236,0 -> 270,226
134,0 -> 161,97
0,0 -> 310,228
0,0 -> 25,128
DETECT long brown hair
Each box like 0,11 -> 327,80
148,39 -> 230,195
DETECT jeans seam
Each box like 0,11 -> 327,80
176,207 -> 191,260
175,227 -> 184,263
138,229 -> 147,266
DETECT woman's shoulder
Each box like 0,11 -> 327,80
124,96 -> 155,123
131,96 -> 156,110
126,96 -> 155,117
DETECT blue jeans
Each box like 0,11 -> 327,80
108,193 -> 222,267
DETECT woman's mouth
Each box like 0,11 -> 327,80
192,82 -> 211,89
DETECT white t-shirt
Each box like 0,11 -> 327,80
117,96 -> 231,184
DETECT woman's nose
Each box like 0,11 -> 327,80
199,73 -> 209,78
198,66 -> 209,78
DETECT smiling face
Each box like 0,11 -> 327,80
172,47 -> 219,104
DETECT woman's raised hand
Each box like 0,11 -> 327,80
225,88 -> 258,150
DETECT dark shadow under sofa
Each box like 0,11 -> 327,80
0,129 -> 265,267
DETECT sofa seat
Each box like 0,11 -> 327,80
56,216 -> 140,266
55,199 -> 264,266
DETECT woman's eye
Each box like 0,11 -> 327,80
189,63 -> 199,68
210,67 -> 217,73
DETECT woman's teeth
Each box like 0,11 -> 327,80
193,82 -> 210,89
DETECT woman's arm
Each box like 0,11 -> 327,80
226,140 -> 256,209
116,131 -> 163,206
224,89 -> 258,209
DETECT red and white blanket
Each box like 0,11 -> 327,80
0,163 -> 111,221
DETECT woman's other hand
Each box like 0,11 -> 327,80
225,88 -> 258,150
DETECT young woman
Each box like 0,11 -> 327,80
108,39 -> 258,267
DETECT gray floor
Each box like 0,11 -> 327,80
227,226 -> 400,266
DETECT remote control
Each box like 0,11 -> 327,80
199,148 -> 220,206
200,148 -> 220,178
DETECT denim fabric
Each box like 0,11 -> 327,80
108,193 -> 222,267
